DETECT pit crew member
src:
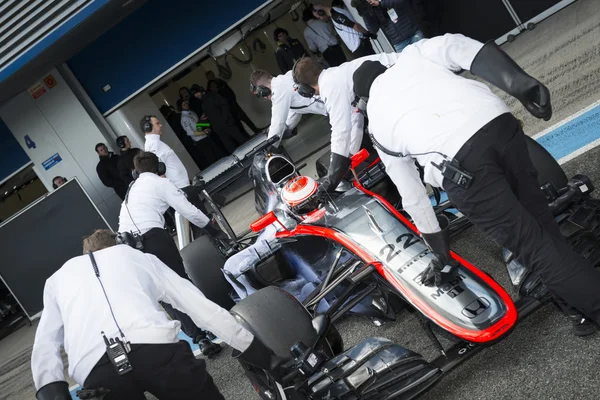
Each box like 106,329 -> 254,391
31,229 -> 281,400
352,33 -> 600,332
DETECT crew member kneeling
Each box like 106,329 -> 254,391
353,33 -> 600,334
118,151 -> 228,356
31,230 -> 283,399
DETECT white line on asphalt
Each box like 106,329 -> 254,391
532,97 -> 600,140
558,137 -> 600,164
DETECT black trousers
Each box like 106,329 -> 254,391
352,38 -> 375,59
83,341 -> 224,400
323,44 -> 347,67
444,113 -> 600,324
141,228 -> 204,340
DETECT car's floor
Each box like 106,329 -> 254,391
2,1 -> 600,399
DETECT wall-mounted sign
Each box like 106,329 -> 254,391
28,82 -> 46,99
43,75 -> 57,89
41,153 -> 62,170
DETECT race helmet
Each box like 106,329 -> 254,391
281,176 -> 320,215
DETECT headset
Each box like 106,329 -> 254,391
141,115 -> 153,133
131,161 -> 166,181
292,56 -> 317,98
250,82 -> 272,99
116,136 -> 127,149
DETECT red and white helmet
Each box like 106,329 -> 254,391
281,176 -> 320,215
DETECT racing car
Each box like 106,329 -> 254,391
181,138 -> 600,399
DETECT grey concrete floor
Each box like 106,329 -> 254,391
3,1 -> 600,399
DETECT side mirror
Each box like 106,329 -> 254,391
250,211 -> 278,232
351,148 -> 370,169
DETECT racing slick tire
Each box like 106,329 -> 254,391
181,235 -> 234,310
231,287 -> 341,400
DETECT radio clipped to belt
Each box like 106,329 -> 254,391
87,251 -> 133,375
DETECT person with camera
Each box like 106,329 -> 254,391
292,52 -> 399,200
312,3 -> 376,58
117,151 -> 229,356
116,135 -> 141,186
351,33 -> 600,334
249,69 -> 328,143
31,229 -> 284,400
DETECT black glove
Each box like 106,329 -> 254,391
202,215 -> 229,240
319,153 -> 351,195
471,41 -> 552,121
36,381 -> 71,400
233,337 -> 287,381
420,215 -> 459,287
368,32 -> 378,40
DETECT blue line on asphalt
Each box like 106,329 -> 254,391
535,103 -> 600,160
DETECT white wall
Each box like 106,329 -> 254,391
105,92 -> 200,179
0,69 -> 121,229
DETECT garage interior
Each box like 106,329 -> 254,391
1,0 -> 600,399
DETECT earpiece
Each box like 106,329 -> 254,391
157,162 -> 166,176
116,136 -> 127,149
142,116 -> 153,133
292,56 -> 316,99
250,83 -> 272,99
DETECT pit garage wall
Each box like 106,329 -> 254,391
0,69 -> 121,229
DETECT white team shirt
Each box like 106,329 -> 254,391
367,34 -> 511,233
118,172 -> 209,234
145,134 -> 190,188
30,245 -> 254,388
331,7 -> 364,52
180,110 -> 206,142
267,70 -> 328,140
318,52 -> 401,158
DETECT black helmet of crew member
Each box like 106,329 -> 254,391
281,175 -> 320,216
352,60 -> 388,117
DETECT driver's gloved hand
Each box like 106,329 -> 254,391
36,381 -> 72,400
420,215 -> 459,287
202,215 -> 229,240
233,337 -> 288,381
471,41 -> 552,121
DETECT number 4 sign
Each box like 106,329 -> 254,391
24,135 -> 36,149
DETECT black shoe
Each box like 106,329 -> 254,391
200,339 -> 223,358
205,331 -> 217,341
571,316 -> 598,337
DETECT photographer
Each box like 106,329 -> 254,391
353,33 -> 600,334
118,151 -> 229,356
31,229 -> 281,399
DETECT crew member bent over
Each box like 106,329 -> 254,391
31,230 -> 283,399
353,33 -> 600,335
